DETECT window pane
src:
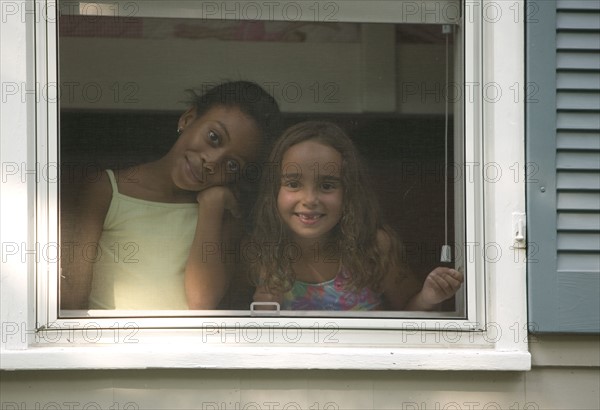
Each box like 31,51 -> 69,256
58,11 -> 463,317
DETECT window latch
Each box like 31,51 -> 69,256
512,212 -> 527,249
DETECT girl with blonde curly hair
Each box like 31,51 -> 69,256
250,120 -> 463,310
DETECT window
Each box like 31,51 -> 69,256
1,0 -> 530,370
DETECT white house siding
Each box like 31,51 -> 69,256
1,336 -> 599,410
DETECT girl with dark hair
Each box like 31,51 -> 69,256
61,81 -> 280,310
250,121 -> 463,311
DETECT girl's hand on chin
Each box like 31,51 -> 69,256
196,186 -> 241,218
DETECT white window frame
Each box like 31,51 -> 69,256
0,0 -> 530,370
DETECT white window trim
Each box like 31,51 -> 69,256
0,0 -> 530,370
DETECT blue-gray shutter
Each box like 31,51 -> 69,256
526,0 -> 600,333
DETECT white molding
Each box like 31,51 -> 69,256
0,0 -> 37,351
1,344 -> 530,371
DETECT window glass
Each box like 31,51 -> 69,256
58,7 -> 464,318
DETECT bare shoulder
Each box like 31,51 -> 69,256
78,170 -> 113,219
112,166 -> 145,198
83,170 -> 112,198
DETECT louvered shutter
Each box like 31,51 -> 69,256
527,0 -> 600,333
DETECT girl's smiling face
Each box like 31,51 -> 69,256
171,105 -> 261,191
277,139 -> 344,244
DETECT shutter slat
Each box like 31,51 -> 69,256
556,111 -> 600,129
557,91 -> 600,110
558,212 -> 600,230
556,51 -> 600,69
557,131 -> 600,149
557,192 -> 600,211
557,0 -> 600,11
558,232 -> 600,250
557,71 -> 600,90
557,32 -> 600,50
557,171 -> 600,190
557,12 -> 600,30
556,151 -> 600,170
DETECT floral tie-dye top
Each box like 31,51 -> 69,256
281,265 -> 382,310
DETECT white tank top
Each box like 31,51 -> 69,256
88,170 -> 197,310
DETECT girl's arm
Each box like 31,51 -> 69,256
379,229 -> 464,311
378,230 -> 423,310
185,186 -> 241,309
403,267 -> 464,311
60,172 -> 112,310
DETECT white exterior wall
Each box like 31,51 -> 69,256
1,336 -> 599,410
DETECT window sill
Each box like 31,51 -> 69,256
1,342 -> 531,371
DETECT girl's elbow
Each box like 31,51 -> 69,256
187,296 -> 218,310
186,288 -> 223,310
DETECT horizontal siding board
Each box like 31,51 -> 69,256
557,253 -> 600,271
557,32 -> 600,50
557,192 -> 600,211
556,51 -> 600,69
556,151 -> 600,170
557,71 -> 600,90
557,171 -> 600,190
557,131 -> 600,149
557,91 -> 600,110
557,232 -> 600,250
557,212 -> 600,230
557,12 -> 600,30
